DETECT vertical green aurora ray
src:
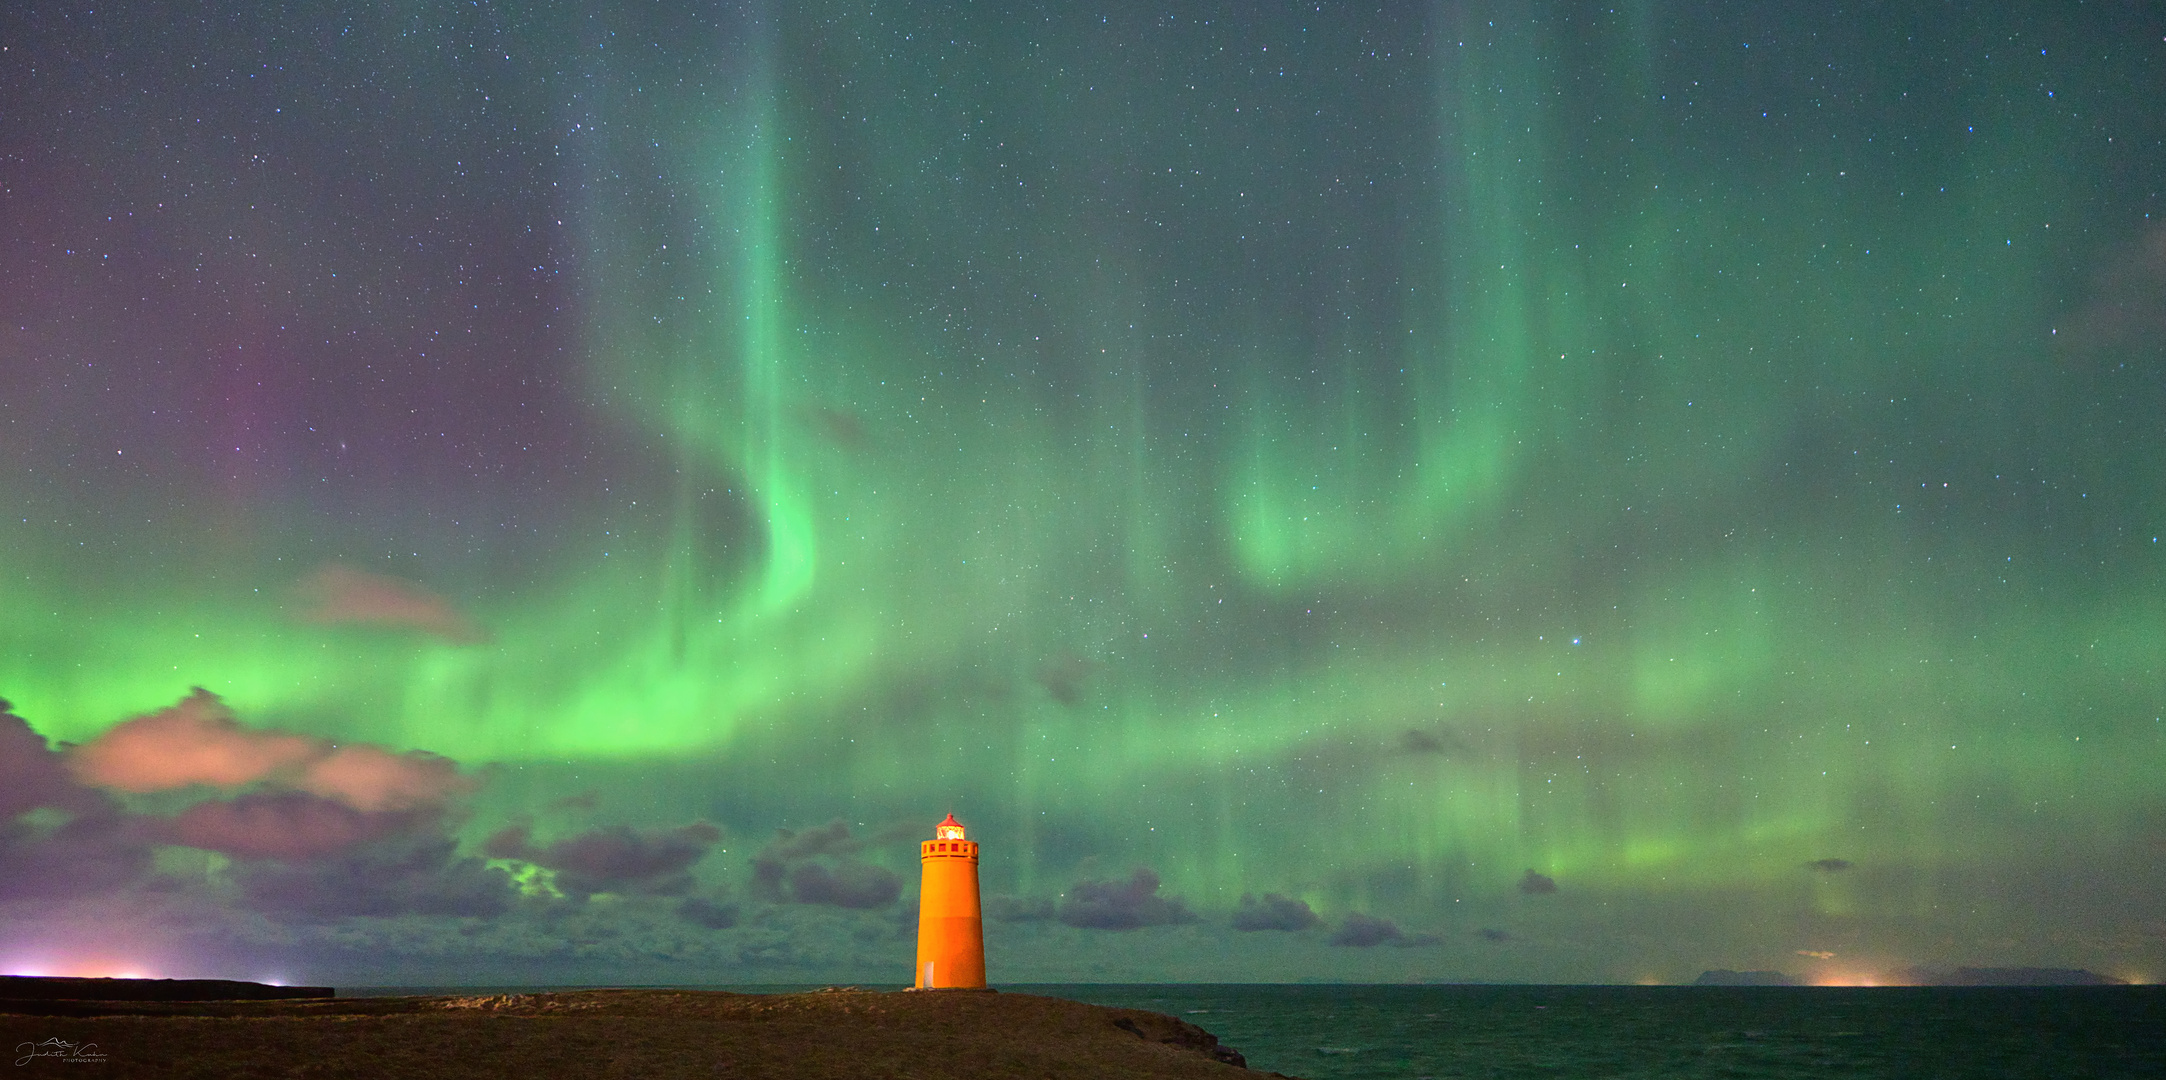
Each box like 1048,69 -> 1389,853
517,38 -> 842,754
1227,5 -> 1601,593
334,28 -> 855,757
730,84 -> 818,618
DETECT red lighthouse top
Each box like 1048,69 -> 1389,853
934,814 -> 966,841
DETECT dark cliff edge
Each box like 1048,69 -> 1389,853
0,986 -> 1291,1079
0,976 -> 333,1003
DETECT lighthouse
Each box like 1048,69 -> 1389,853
913,813 -> 986,989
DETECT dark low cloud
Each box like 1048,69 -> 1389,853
748,821 -> 904,909
1398,728 -> 1471,755
1806,858 -> 1853,873
167,792 -> 419,860
761,819 -> 878,862
1058,868 -> 1195,930
1328,913 -> 1438,948
1,699 -> 105,818
549,789 -> 601,813
238,833 -> 514,919
797,404 -> 871,452
2065,227 -> 2166,351
784,861 -> 902,909
1518,869 -> 1558,895
676,896 -> 741,929
986,894 -> 1057,922
1329,913 -> 1402,947
0,699 -> 155,900
1477,927 -> 1514,942
0,807 -> 154,902
484,821 -> 721,899
1231,892 -> 1320,932
1032,654 -> 1099,705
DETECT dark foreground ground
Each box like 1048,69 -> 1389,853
1,987 -> 1281,1079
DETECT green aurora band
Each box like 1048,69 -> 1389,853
2,1 -> 2163,982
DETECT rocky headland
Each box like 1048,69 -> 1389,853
1,985 -> 1288,1079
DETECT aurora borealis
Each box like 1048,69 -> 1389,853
3,1 -> 2164,986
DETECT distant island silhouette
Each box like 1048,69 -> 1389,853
1894,967 -> 2126,987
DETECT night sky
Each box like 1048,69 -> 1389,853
4,1 -> 2165,986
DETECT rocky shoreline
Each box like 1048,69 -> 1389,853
2,985 -> 1292,1078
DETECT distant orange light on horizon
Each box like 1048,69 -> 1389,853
3,957 -> 159,980
1808,971 -> 1887,987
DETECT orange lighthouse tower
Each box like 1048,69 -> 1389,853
913,814 -> 985,989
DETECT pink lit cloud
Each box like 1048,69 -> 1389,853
298,745 -> 478,813
66,689 -> 480,819
67,688 -> 319,793
291,564 -> 490,644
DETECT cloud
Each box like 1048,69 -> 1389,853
65,689 -> 482,826
297,745 -> 478,812
480,823 -> 532,859
1328,913 -> 1439,948
1331,913 -> 1402,947
67,688 -> 319,793
1032,654 -> 1099,705
1057,868 -> 1196,930
986,894 -> 1057,922
0,807 -> 153,902
676,896 -> 741,930
1231,892 -> 1320,932
2065,227 -> 2166,350
1805,858 -> 1852,873
1796,949 -> 1836,959
1398,728 -> 1469,755
4,696 -> 499,914
237,832 -> 515,919
1518,869 -> 1558,895
0,698 -> 106,818
797,404 -> 871,452
0,699 -> 155,900
760,819 -> 866,862
483,822 -> 721,899
782,861 -> 902,909
746,821 -> 905,909
549,789 -> 601,813
1477,927 -> 1514,942
166,792 -> 419,860
292,564 -> 490,644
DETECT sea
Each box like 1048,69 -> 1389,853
346,983 -> 2166,1079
